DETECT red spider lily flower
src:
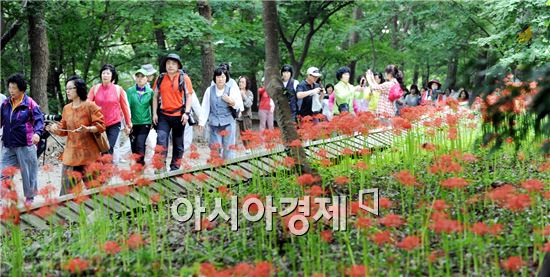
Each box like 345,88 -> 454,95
85,162 -> 103,175
334,176 -> 350,186
311,274 -> 326,277
345,265 -> 367,277
544,191 -> 550,199
392,117 -> 412,133
358,148 -> 372,156
288,139 -> 302,147
150,193 -> 161,204
446,114 -> 459,127
231,169 -> 245,178
396,235 -> 421,251
421,142 -> 436,151
355,217 -> 372,230
430,218 -> 463,234
342,148 -> 355,156
218,129 -> 230,137
228,144 -> 241,151
282,156 -> 295,168
504,193 -> 531,211
430,211 -> 450,222
320,230 -> 333,243
501,256 -> 525,272
0,206 -> 20,225
252,261 -> 274,277
217,186 -> 233,198
319,158 -> 331,167
73,193 -> 90,205
2,166 -> 19,177
210,143 -> 222,150
63,257 -> 89,273
85,179 -> 101,189
233,263 -> 253,276
101,186 -> 117,197
543,241 -> 550,253
538,160 -> 550,172
432,200 -> 450,211
1,190 -> 18,202
487,184 -> 516,203
1,178 -> 14,190
126,233 -> 144,250
521,179 -> 545,192
181,173 -> 194,182
153,145 -> 165,154
189,151 -> 200,160
379,197 -> 393,209
447,127 -> 458,140
371,230 -> 393,246
66,170 -> 83,182
37,184 -> 57,200
115,185 -> 132,196
130,163 -> 144,173
542,226 -> 550,236
200,263 -> 218,277
208,156 -> 225,167
103,240 -> 121,255
200,218 -> 216,231
394,170 -> 416,187
440,177 -> 469,189
34,205 -> 57,219
41,164 -> 53,172
460,153 -> 478,163
471,222 -> 490,236
430,155 -> 462,175
129,153 -> 143,163
119,169 -> 136,182
296,173 -> 317,186
99,154 -> 113,164
135,177 -> 153,187
151,154 -> 165,170
379,214 -> 405,228
195,173 -> 209,182
316,149 -> 328,159
489,223 -> 503,235
354,161 -> 368,170
305,185 -> 325,197
428,250 -> 445,263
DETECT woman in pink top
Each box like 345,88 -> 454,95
258,86 -> 274,131
366,64 -> 404,118
87,64 -> 132,154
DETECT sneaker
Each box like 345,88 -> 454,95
245,149 -> 251,155
25,197 -> 34,206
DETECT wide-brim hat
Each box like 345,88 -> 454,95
428,79 -> 441,89
141,64 -> 157,75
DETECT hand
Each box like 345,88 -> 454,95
124,126 -> 131,135
153,114 -> 158,125
311,87 -> 321,95
32,134 -> 40,145
46,123 -> 58,133
222,95 -> 233,106
198,125 -> 204,133
181,113 -> 189,125
75,125 -> 88,133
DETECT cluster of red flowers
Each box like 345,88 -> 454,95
200,261 -> 274,277
486,183 -> 536,212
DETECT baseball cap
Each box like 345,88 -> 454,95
306,67 -> 322,77
134,68 -> 149,77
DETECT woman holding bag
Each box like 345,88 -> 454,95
47,76 -> 106,195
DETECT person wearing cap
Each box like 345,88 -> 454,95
296,67 -> 325,121
87,64 -> 132,155
141,64 -> 157,88
281,64 -> 299,122
422,79 -> 441,105
126,68 -> 154,165
152,53 -> 194,171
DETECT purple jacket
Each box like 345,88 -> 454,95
0,94 -> 44,148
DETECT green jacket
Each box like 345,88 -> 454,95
333,81 -> 365,115
126,85 -> 153,125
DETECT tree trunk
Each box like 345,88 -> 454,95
367,29 -> 376,69
422,61 -> 430,88
27,0 -> 49,113
391,12 -> 399,50
412,64 -> 419,86
197,0 -> 215,98
262,0 -> 315,175
47,32 -> 64,114
153,0 -> 167,67
347,7 -> 363,84
444,51 -> 458,90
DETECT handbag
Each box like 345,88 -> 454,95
388,83 -> 404,102
93,131 -> 110,153
187,110 -> 199,126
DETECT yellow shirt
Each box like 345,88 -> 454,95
11,96 -> 24,112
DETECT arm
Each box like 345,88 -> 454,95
89,103 -> 106,133
49,107 -> 68,137
230,84 -> 244,111
87,85 -> 95,101
242,90 -> 253,108
152,77 -> 159,125
32,104 -> 45,137
184,75 -> 193,114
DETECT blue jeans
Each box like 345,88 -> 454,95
156,114 -> 184,170
1,145 -> 39,199
209,121 -> 236,160
106,122 -> 121,155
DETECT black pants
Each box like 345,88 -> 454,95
130,124 -> 151,165
105,122 -> 121,155
156,114 -> 184,171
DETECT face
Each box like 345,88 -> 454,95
65,81 -> 78,101
215,73 -> 227,86
166,59 -> 179,74
147,75 -> 154,82
307,74 -> 319,83
326,87 -> 334,94
238,77 -> 247,90
385,72 -> 392,80
135,74 -> 148,88
431,83 -> 438,90
8,83 -> 24,99
282,71 -> 291,81
374,75 -> 381,84
341,72 -> 350,83
101,69 -> 113,83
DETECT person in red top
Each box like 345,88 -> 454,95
258,80 -> 274,131
152,53 -> 193,171
87,64 -> 131,155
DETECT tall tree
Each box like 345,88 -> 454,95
1,0 -> 28,51
197,0 -> 215,97
153,0 -> 167,67
277,1 -> 353,77
262,0 -> 315,175
27,0 -> 49,113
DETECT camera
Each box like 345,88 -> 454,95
44,114 -> 62,121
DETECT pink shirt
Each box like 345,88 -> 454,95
87,83 -> 131,127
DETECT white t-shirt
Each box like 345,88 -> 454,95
0,93 -> 6,138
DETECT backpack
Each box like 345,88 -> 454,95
388,83 -> 404,102
155,69 -> 190,114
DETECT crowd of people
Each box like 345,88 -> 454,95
0,53 -> 472,202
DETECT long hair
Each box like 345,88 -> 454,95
384,64 -> 405,90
